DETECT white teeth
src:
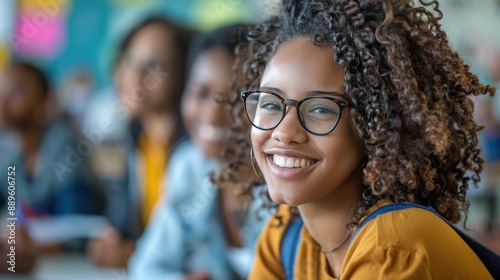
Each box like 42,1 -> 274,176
278,156 -> 286,167
273,155 -> 315,168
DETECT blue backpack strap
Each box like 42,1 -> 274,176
351,202 -> 500,278
281,215 -> 303,280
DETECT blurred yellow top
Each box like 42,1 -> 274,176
138,133 -> 169,226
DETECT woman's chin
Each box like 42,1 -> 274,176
269,190 -> 305,207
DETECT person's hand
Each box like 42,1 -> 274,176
0,228 -> 37,273
86,227 -> 135,268
184,270 -> 211,280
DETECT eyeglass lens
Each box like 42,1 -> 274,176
244,91 -> 342,134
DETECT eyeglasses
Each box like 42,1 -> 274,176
240,90 -> 350,135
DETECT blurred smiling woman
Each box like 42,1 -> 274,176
128,24 -> 267,280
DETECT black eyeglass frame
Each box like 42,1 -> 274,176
240,90 -> 351,136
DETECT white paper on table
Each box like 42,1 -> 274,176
26,215 -> 110,244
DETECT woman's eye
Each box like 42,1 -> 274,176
309,106 -> 337,115
194,88 -> 210,99
260,101 -> 282,111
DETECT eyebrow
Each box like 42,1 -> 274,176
259,86 -> 347,99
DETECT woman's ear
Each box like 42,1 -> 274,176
349,113 -> 366,155
355,120 -> 364,140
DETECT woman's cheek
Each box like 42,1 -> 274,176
251,127 -> 268,155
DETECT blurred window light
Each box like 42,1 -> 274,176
0,0 -> 14,37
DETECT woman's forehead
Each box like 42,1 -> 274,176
261,38 -> 345,97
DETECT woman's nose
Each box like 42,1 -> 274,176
271,106 -> 308,144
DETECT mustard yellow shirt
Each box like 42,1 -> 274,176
138,134 -> 169,226
249,204 -> 493,280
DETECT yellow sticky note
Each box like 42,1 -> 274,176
0,42 -> 10,73
19,0 -> 68,15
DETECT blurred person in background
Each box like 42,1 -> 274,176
0,73 -> 14,171
58,70 -> 95,131
0,61 -> 106,273
86,16 -> 192,268
128,24 -> 268,280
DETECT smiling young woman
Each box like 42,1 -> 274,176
249,39 -> 365,210
216,0 -> 497,279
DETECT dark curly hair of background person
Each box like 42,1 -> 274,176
214,0 -> 496,228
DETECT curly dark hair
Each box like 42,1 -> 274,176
216,0 -> 496,227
